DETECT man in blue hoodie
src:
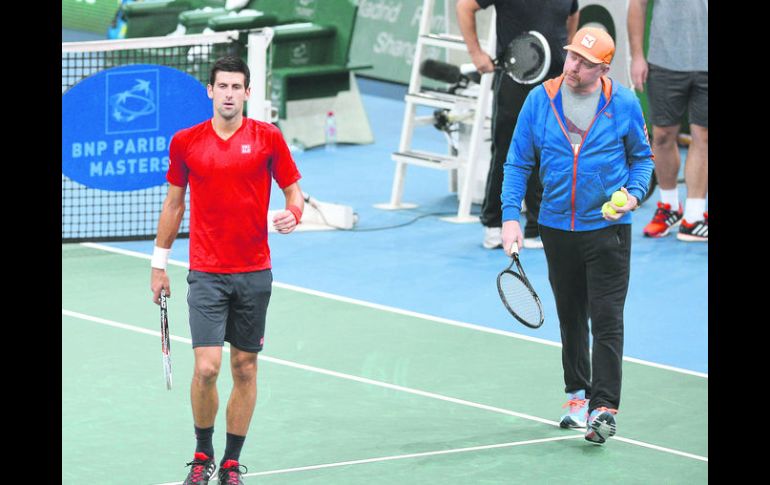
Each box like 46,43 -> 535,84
501,27 -> 654,444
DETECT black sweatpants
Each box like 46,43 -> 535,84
539,223 -> 632,411
480,72 -> 542,238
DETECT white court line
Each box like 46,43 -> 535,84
150,435 -> 585,485
62,309 -> 708,464
77,242 -> 708,379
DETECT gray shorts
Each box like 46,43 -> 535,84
647,63 -> 708,128
186,269 -> 273,353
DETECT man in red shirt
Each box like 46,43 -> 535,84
150,56 -> 304,485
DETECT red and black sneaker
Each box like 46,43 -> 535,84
218,459 -> 248,485
677,212 -> 708,242
183,452 -> 216,485
643,202 -> 683,238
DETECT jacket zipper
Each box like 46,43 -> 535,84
548,89 -> 614,231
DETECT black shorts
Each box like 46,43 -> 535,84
646,63 -> 708,128
186,269 -> 273,353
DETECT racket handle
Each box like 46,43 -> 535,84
510,241 -> 519,255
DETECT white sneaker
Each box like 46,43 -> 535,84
523,236 -> 544,249
483,227 -> 503,249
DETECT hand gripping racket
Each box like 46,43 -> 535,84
461,31 -> 551,86
160,289 -> 173,390
497,242 -> 544,328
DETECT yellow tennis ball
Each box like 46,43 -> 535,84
611,191 -> 627,207
602,202 -> 616,215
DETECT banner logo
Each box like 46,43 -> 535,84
106,69 -> 159,133
63,64 -> 210,191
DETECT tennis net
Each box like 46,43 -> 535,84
62,30 -> 272,242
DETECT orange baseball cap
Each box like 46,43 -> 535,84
564,27 -> 615,65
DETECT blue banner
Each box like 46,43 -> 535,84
62,64 -> 211,191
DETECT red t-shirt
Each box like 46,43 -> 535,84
166,118 -> 301,273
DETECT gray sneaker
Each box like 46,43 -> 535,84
523,236 -> 544,249
559,390 -> 589,428
584,407 -> 617,444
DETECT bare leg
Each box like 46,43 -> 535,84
226,347 -> 258,435
191,346 -> 223,427
651,125 -> 681,190
684,124 -> 708,199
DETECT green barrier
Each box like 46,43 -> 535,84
178,7 -> 229,34
63,0 -> 122,34
114,1 -> 369,127
206,11 -> 279,32
123,0 -> 226,38
269,24 -> 336,68
200,0 -> 362,119
272,66 -> 351,104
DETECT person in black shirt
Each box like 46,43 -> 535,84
456,0 -> 579,249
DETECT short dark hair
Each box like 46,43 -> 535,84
209,55 -> 250,88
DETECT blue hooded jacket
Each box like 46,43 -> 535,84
501,74 -> 654,231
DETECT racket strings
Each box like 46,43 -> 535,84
508,40 -> 542,76
499,272 -> 542,326
504,33 -> 549,83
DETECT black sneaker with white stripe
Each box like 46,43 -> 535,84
218,460 -> 247,485
677,212 -> 708,242
183,452 -> 216,485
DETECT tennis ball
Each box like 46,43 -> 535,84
611,190 -> 627,207
602,202 -> 616,215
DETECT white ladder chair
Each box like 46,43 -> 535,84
374,0 -> 496,223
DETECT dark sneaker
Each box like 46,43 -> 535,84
677,212 -> 708,242
584,407 -> 618,444
183,452 -> 216,485
643,202 -> 683,237
218,459 -> 248,485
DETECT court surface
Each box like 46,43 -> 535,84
63,243 -> 706,484
62,76 -> 707,484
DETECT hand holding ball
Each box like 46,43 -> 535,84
602,202 -> 616,216
611,190 -> 628,207
603,190 -> 628,217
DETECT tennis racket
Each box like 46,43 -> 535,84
160,289 -> 173,390
461,31 -> 551,86
497,242 -> 544,328
498,31 -> 551,85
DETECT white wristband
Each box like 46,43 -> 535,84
151,246 -> 171,270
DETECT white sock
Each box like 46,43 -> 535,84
659,188 -> 679,210
684,198 -> 706,223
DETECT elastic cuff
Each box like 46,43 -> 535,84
502,208 -> 522,224
626,188 -> 644,209
287,205 -> 302,224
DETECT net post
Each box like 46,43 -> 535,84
247,28 -> 274,123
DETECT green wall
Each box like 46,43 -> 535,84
62,0 -> 121,34
350,0 -> 456,84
